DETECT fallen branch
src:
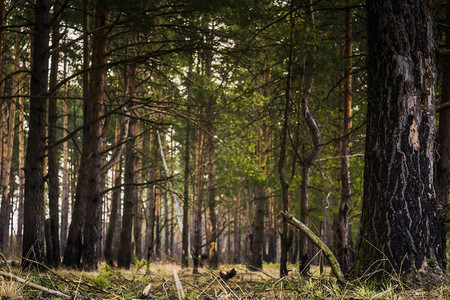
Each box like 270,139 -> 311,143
0,270 -> 70,298
173,270 -> 185,300
281,211 -> 346,283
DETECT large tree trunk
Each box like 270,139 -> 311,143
46,0 -> 62,267
63,5 -> 107,269
80,5 -> 108,270
436,3 -> 450,272
352,0 -> 446,281
22,0 -> 51,268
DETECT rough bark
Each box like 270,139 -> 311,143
80,5 -> 108,270
22,0 -> 51,268
63,4 -> 107,269
436,3 -> 450,271
352,0 -> 446,282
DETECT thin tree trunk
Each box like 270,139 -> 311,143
279,0 -> 294,277
182,53 -> 193,268
245,188 -> 253,263
249,186 -> 265,271
233,185 -> 241,264
46,0 -> 62,267
336,0 -> 353,274
118,30 -> 138,269
267,192 -> 276,263
60,56 -> 69,255
104,121 -> 122,266
192,128 -> 205,273
297,0 -> 320,276
22,0 -> 51,268
145,131 -> 157,260
17,68 -> 25,253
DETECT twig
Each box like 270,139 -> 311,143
246,265 -> 275,279
0,270 -> 70,298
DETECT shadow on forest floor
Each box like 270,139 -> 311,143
0,260 -> 449,299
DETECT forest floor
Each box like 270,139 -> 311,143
0,260 -> 449,299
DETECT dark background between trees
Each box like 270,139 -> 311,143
0,0 -> 448,281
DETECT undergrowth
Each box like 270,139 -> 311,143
0,261 -> 449,299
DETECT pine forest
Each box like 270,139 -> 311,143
0,0 -> 449,298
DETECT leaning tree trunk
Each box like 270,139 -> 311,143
352,0 -> 446,281
22,0 -> 51,268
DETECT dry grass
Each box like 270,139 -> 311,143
0,261 -> 448,299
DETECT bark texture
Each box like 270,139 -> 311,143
352,0 -> 446,281
22,0 -> 50,268
436,3 -> 450,271
63,5 -> 107,269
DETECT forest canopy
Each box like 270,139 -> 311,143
0,0 -> 448,293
